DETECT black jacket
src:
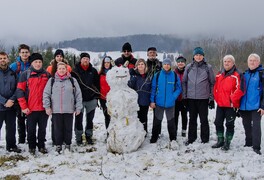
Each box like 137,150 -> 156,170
72,63 -> 100,101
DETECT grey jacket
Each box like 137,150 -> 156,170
43,73 -> 83,113
182,60 -> 215,100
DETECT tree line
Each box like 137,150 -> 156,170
1,34 -> 264,71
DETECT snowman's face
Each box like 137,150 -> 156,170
106,66 -> 130,88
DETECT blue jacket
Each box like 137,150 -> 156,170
9,57 -> 31,78
240,65 -> 264,110
128,70 -> 151,106
150,69 -> 182,108
0,67 -> 17,111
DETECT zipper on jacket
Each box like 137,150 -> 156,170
164,73 -> 167,107
245,73 -> 252,110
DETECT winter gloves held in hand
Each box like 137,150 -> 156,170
208,100 -> 215,109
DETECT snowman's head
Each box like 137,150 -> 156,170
106,66 -> 130,88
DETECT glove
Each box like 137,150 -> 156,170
182,99 -> 188,109
208,100 -> 215,109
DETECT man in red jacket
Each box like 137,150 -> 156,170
16,53 -> 50,155
212,55 -> 244,150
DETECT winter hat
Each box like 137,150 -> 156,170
30,53 -> 43,64
80,52 -> 90,59
162,58 -> 171,66
54,49 -> 64,58
122,42 -> 132,52
104,56 -> 112,62
193,47 -> 205,56
147,47 -> 157,52
176,56 -> 186,63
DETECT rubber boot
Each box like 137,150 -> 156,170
212,131 -> 224,148
221,132 -> 234,151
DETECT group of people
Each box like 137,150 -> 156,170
0,42 -> 263,156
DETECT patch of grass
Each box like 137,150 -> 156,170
4,175 -> 20,180
0,155 -> 28,167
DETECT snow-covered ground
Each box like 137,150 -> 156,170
1,107 -> 264,180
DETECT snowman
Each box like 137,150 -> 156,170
106,66 -> 146,153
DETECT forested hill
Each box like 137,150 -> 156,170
50,34 -> 184,52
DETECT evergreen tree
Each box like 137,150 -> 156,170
9,46 -> 18,63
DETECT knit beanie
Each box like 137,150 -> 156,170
122,42 -> 132,52
30,53 -> 43,64
193,47 -> 205,56
54,49 -> 64,58
162,58 -> 171,66
176,56 -> 187,63
80,52 -> 90,59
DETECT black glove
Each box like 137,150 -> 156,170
182,99 -> 188,109
235,108 -> 241,117
208,100 -> 215,109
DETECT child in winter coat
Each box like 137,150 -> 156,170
43,62 -> 82,153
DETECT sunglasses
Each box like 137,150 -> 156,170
123,50 -> 131,53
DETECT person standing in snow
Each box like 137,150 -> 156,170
182,47 -> 215,145
10,44 -> 31,144
98,56 -> 113,130
71,52 -> 100,145
115,42 -> 137,69
150,58 -> 182,143
43,62 -> 82,153
16,53 -> 50,155
0,52 -> 21,153
46,49 -> 72,145
46,49 -> 72,77
128,58 -> 152,133
174,56 -> 188,138
240,53 -> 264,155
212,55 -> 244,151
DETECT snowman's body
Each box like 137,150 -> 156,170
106,66 -> 146,153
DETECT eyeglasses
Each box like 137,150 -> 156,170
176,60 -> 186,63
20,51 -> 29,54
123,50 -> 131,53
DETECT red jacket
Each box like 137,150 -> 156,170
17,68 -> 50,112
99,73 -> 110,100
214,66 -> 244,108
175,68 -> 185,101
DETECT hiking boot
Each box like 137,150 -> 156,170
253,149 -> 262,155
150,136 -> 158,143
76,141 -> 83,146
65,145 -> 71,150
86,137 -> 94,145
7,146 -> 22,153
39,147 -> 48,154
29,148 -> 36,155
56,145 -> 62,153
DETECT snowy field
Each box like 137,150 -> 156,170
1,107 -> 264,180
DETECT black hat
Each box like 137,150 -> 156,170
54,49 -> 64,58
80,52 -> 90,59
147,47 -> 157,52
122,42 -> 132,52
176,56 -> 186,63
30,53 -> 43,64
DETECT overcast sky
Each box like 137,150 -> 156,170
1,0 -> 264,46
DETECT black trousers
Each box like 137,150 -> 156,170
52,113 -> 73,146
75,109 -> 95,138
240,110 -> 262,150
138,105 -> 149,132
16,105 -> 27,142
0,110 -> 17,149
99,99 -> 111,129
27,111 -> 48,149
174,100 -> 188,133
151,106 -> 176,141
187,99 -> 209,143
214,106 -> 236,133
